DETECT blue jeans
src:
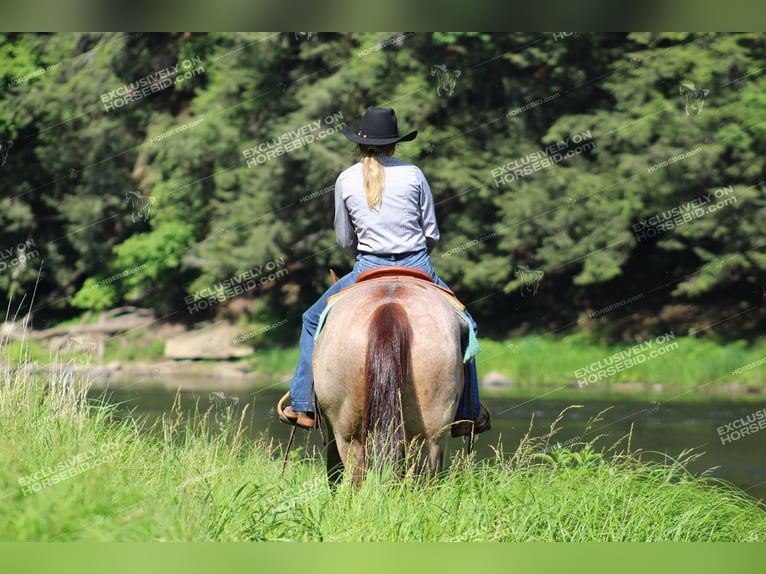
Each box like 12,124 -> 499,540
288,249 -> 482,420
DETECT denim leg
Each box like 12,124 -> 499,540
429,276 -> 481,420
288,272 -> 357,412
287,324 -> 318,412
455,359 -> 481,420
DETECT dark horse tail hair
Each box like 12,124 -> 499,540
361,301 -> 412,474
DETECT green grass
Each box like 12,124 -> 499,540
103,332 -> 165,363
245,344 -> 301,378
2,345 -> 765,541
1,337 -> 48,369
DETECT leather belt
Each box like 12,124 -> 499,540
358,250 -> 420,260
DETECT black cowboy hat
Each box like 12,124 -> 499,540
341,107 -> 417,145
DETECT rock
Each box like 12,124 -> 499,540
480,370 -> 513,388
31,308 -> 158,340
164,323 -> 253,360
1,321 -> 27,339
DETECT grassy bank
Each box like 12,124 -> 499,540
476,334 -> 766,390
2,350 -> 765,541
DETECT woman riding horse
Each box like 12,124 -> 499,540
280,106 -> 490,437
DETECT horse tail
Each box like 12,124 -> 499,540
361,301 -> 411,474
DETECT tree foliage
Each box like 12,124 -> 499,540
2,32 -> 764,340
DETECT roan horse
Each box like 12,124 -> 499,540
312,270 -> 467,486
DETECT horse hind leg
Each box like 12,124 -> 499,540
409,438 -> 444,480
328,435 -> 363,486
326,438 -> 344,490
326,435 -> 365,488
428,442 -> 445,476
348,440 -> 365,486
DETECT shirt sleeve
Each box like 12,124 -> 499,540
417,169 -> 440,252
334,175 -> 358,256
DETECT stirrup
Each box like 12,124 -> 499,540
277,391 -> 315,429
451,402 -> 492,437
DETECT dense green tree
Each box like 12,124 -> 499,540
2,32 -> 764,340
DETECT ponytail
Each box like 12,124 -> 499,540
359,144 -> 395,210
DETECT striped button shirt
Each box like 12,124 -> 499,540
334,155 -> 440,256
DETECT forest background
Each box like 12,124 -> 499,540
2,32 -> 765,347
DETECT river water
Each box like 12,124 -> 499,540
91,381 -> 766,503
